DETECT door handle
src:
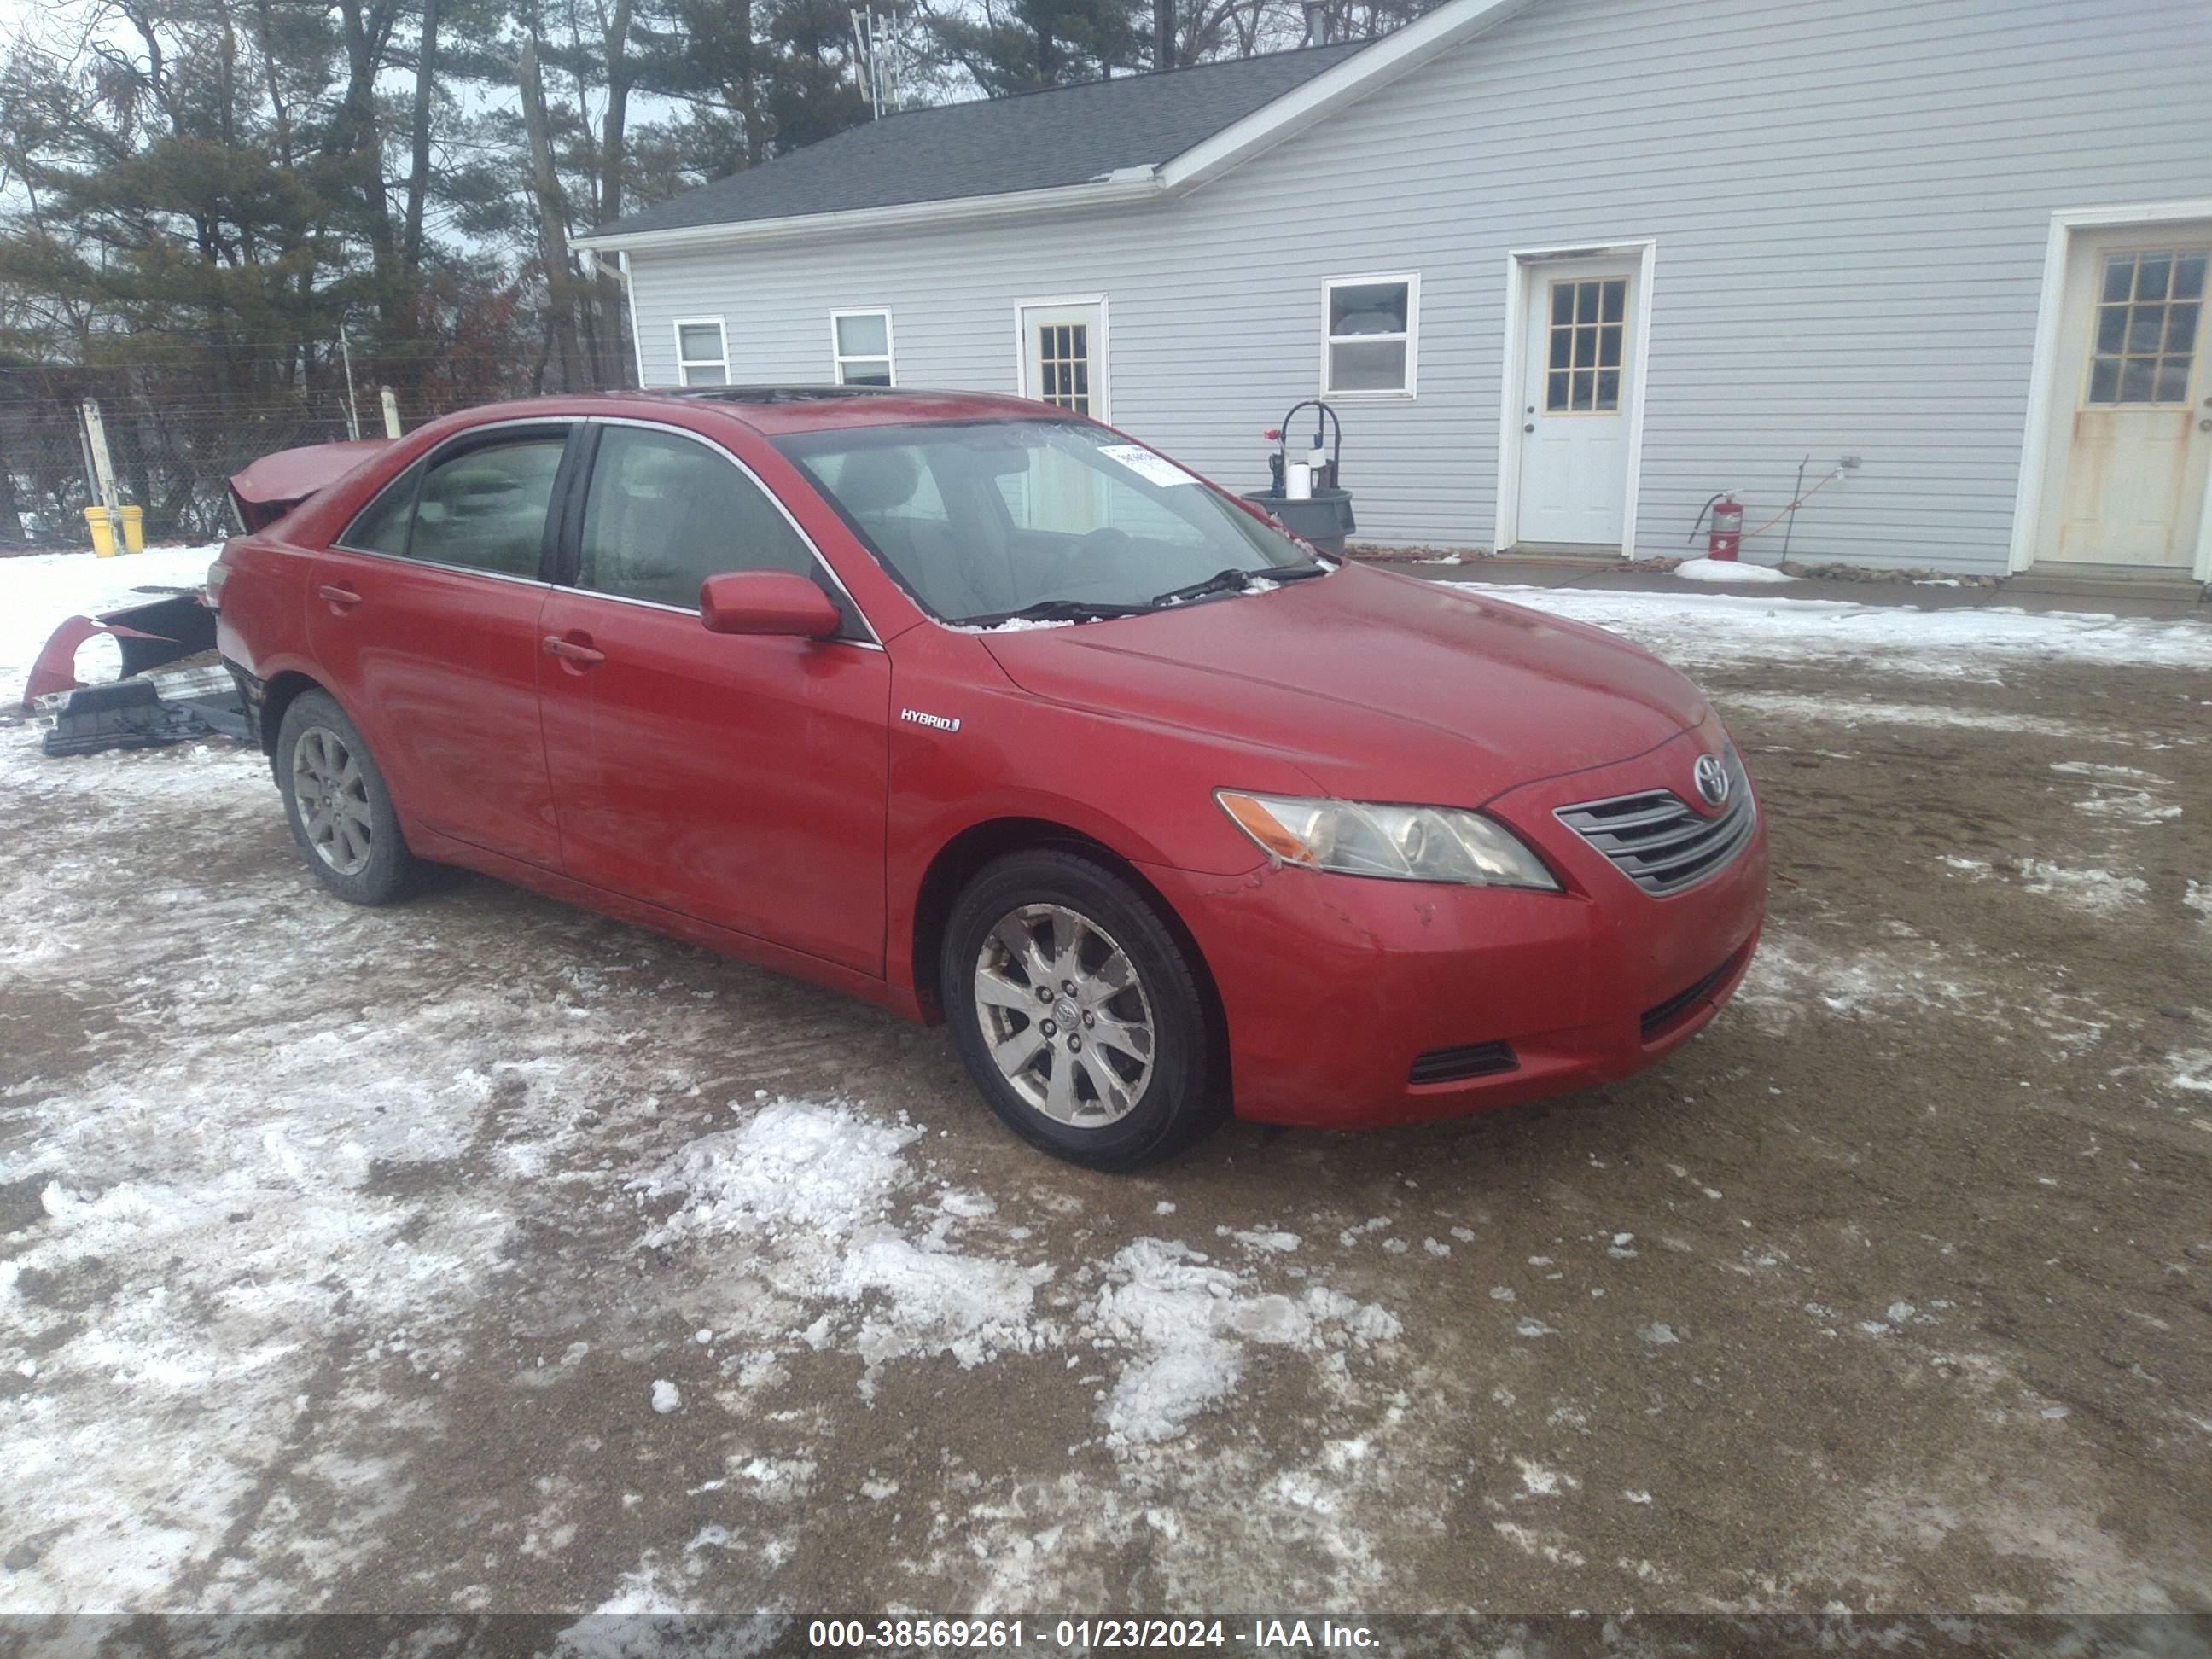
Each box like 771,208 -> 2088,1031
317,583 -> 362,608
542,634 -> 605,665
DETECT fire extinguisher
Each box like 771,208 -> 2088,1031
1697,494 -> 1743,562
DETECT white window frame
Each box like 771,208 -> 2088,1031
672,316 -> 729,387
829,308 -> 897,387
1013,294 -> 1111,422
1320,271 -> 1420,399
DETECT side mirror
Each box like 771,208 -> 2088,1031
699,569 -> 843,639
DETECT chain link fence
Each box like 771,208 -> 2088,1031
0,389 -> 475,553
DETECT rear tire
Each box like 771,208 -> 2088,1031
941,850 -> 1225,1170
275,690 -> 422,906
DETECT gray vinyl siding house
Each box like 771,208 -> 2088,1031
579,0 -> 2212,579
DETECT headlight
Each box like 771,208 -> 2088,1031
1215,790 -> 1561,891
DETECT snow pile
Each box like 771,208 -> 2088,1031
1083,1237 -> 1399,1447
1673,557 -> 1794,585
947,616 -> 1076,633
634,1099 -> 1060,1379
637,1097 -> 923,1244
830,1230 -> 1058,1371
1468,584 -> 2212,673
640,1103 -> 1400,1444
2017,860 -> 2149,917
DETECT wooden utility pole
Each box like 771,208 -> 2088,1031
1155,0 -> 1173,67
519,40 -> 583,392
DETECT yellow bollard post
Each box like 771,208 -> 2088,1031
119,504 -> 145,553
84,505 -> 117,556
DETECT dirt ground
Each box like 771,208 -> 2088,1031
1,591 -> 2209,1622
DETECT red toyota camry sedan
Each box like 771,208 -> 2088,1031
209,387 -> 1765,1168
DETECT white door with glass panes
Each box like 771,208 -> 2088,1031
1019,300 -> 1107,420
1516,259 -> 1636,546
1017,300 -> 1108,530
2035,229 -> 2209,568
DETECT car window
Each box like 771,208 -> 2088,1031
407,437 -> 566,577
338,461 -> 422,555
577,426 -> 822,612
777,419 -> 1311,624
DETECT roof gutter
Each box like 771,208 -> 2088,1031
574,169 -> 1167,254
575,0 -> 1535,257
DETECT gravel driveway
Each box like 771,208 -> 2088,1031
2,555 -> 2208,1620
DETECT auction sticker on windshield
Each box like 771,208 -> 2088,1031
1097,444 -> 1198,486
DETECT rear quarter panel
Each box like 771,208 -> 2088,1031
213,533 -> 317,699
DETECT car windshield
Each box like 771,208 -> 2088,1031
774,418 -> 1322,626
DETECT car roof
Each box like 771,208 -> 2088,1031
441,386 -> 1065,439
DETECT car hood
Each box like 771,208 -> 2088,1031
977,564 -> 1710,805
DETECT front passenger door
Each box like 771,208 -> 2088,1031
536,421 -> 892,975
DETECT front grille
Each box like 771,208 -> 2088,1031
1408,1040 -> 1517,1086
1554,754 -> 1755,897
1639,942 -> 1752,1040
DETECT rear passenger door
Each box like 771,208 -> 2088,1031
309,423 -> 572,867
536,420 -> 892,975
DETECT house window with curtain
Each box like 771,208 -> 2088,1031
831,311 -> 895,386
674,318 -> 728,387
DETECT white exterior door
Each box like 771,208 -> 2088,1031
1516,259 -> 1636,547
1018,299 -> 1108,421
1016,299 -> 1109,532
2035,228 -> 2209,568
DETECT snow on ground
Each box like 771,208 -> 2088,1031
1673,557 -> 1795,585
0,545 -> 223,701
1462,583 -> 2212,675
1714,691 -> 2093,738
2016,860 -> 2151,917
632,1097 -> 1400,1438
3,548 -> 2209,1615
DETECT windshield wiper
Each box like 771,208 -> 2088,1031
968,597 -> 1153,626
1150,562 -> 1330,609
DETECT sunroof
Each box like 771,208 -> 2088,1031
677,385 -> 905,405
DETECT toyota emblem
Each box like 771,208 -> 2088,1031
1693,753 -> 1730,808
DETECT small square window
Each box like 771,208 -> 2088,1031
674,318 -> 729,387
831,310 -> 895,387
1322,274 -> 1417,397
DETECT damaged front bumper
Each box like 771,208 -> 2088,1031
20,590 -> 252,757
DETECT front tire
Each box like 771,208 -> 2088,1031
275,690 -> 422,906
941,850 -> 1225,1170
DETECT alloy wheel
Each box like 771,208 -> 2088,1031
291,725 -> 374,876
971,902 -> 1156,1126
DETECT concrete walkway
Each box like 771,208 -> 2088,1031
1382,556 -> 2210,620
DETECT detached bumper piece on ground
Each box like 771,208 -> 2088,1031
40,672 -> 251,757
24,590 -> 251,759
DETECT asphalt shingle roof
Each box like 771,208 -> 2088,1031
592,40 -> 1371,238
